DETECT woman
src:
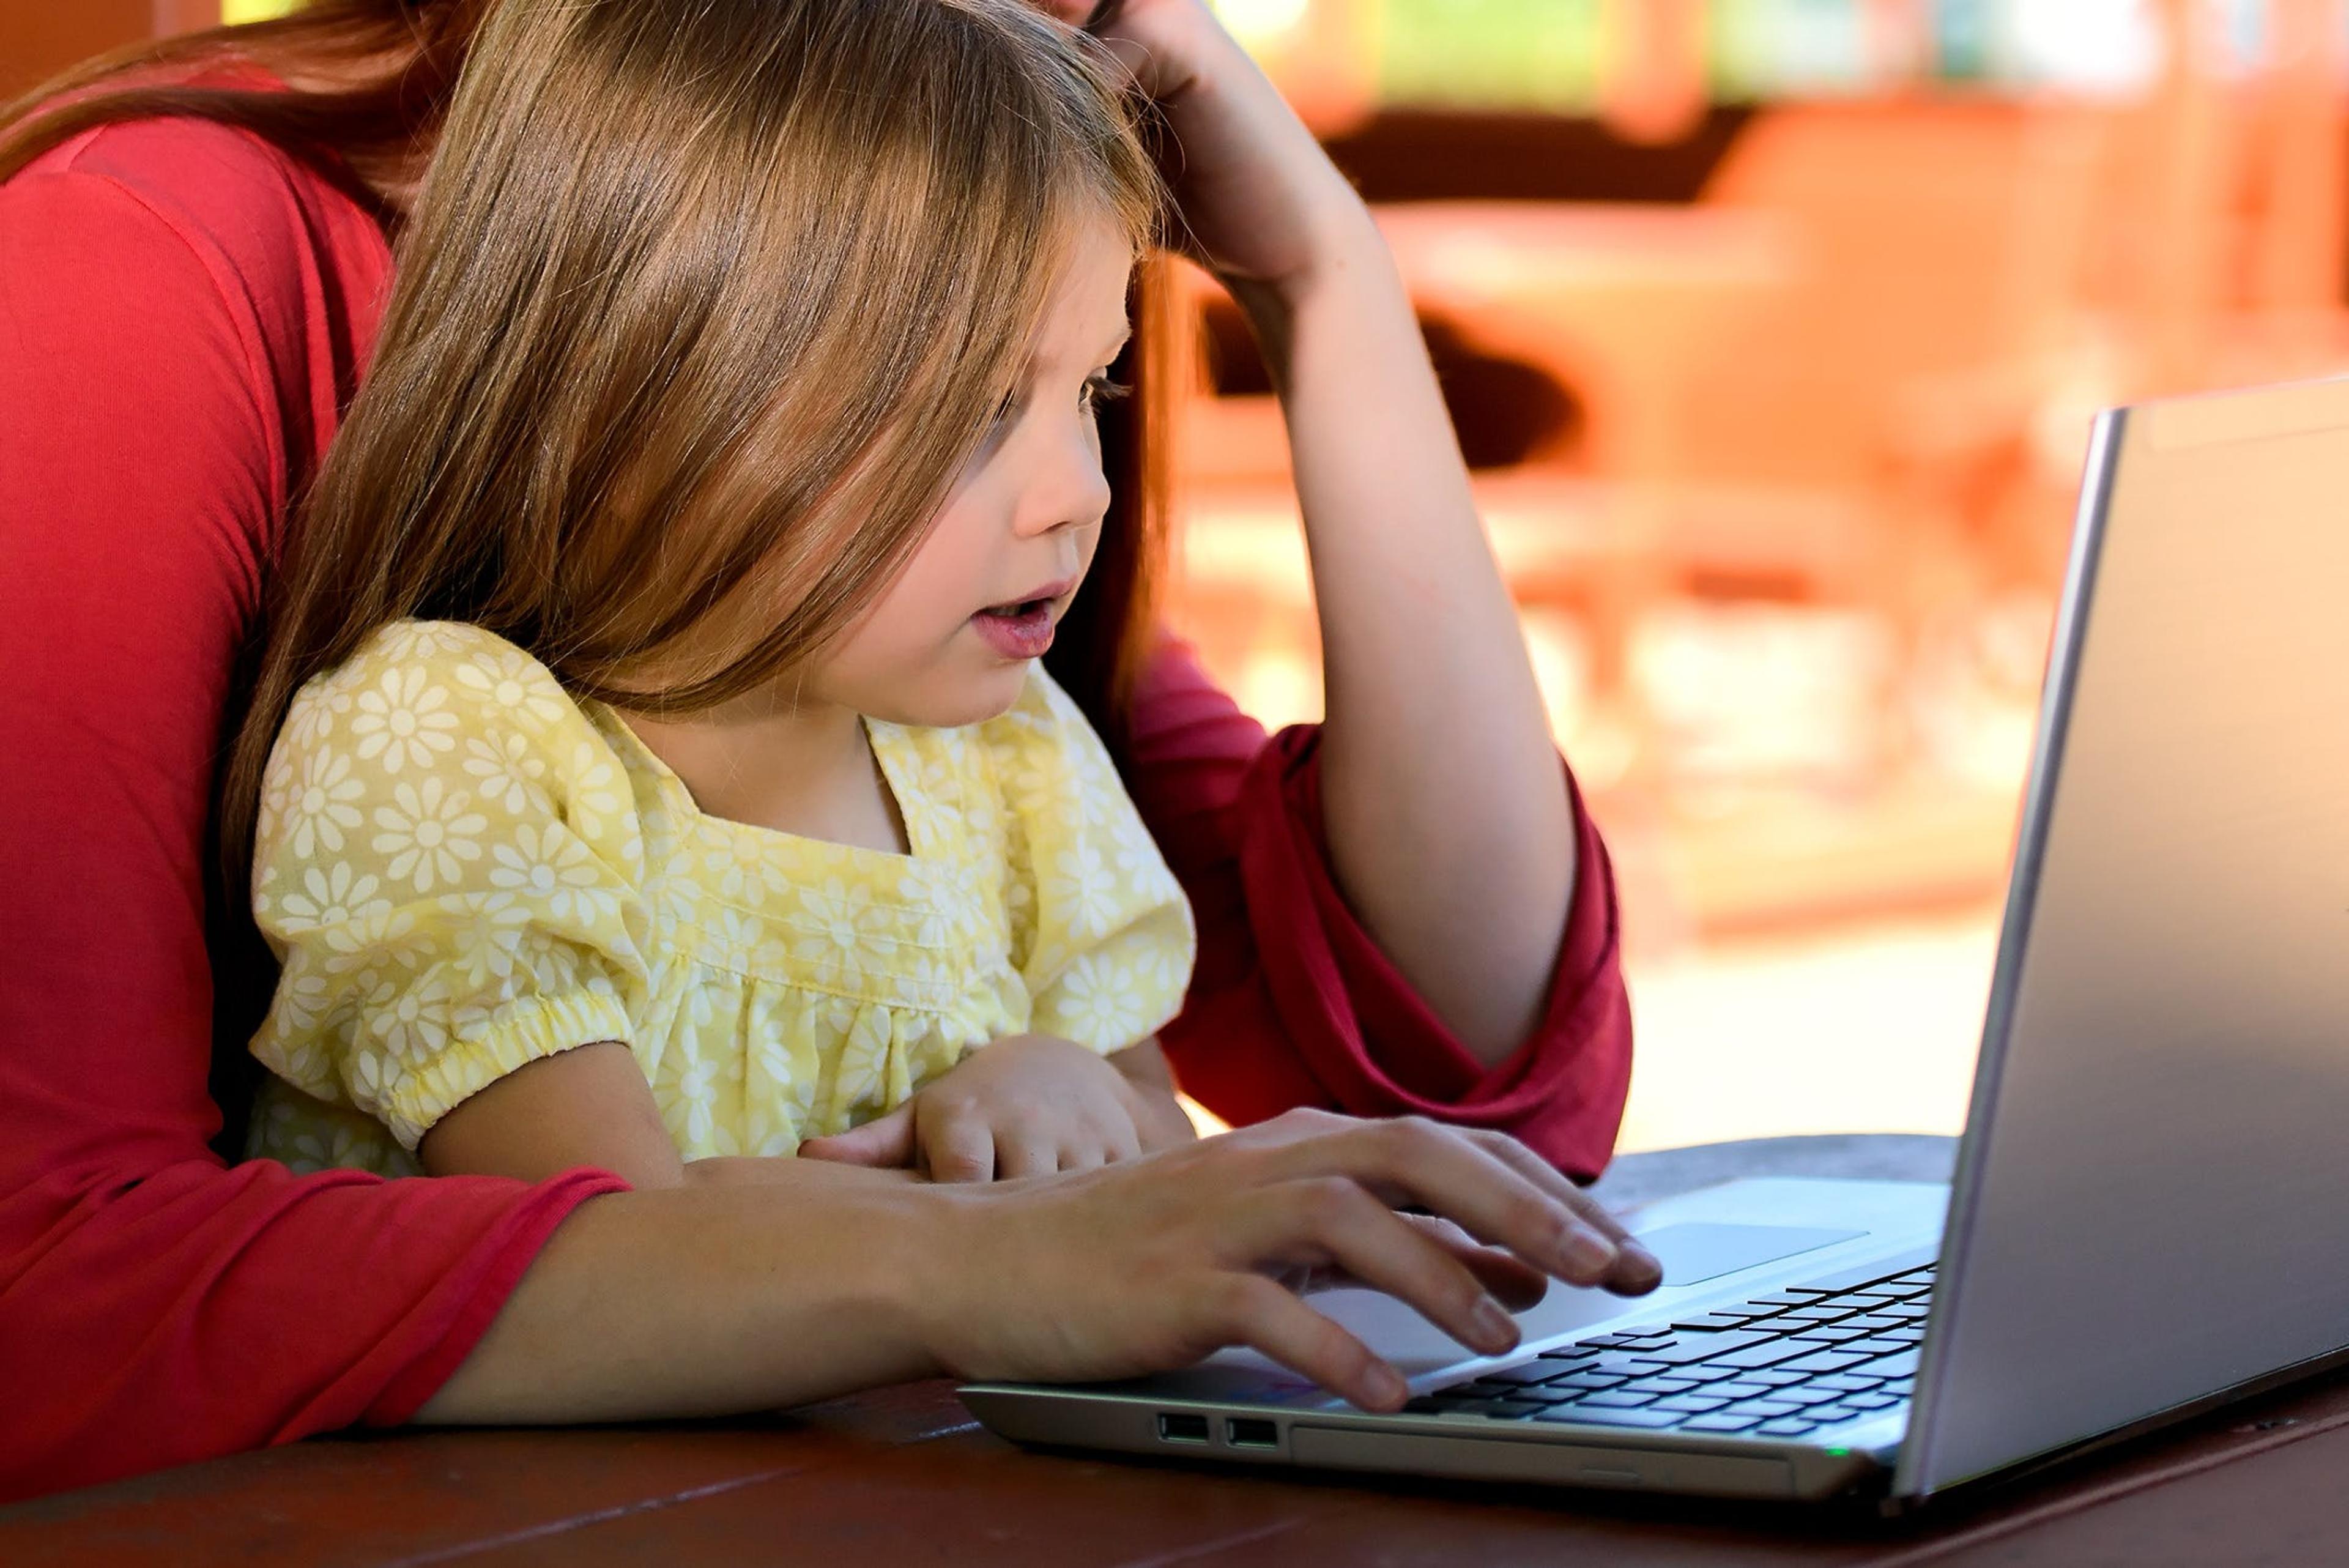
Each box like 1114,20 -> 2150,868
0,0 -> 1641,1501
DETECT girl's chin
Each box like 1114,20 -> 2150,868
863,661 -> 1031,730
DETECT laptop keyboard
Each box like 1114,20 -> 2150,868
1405,1254 -> 1936,1440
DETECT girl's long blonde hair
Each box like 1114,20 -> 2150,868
187,0 -> 1164,897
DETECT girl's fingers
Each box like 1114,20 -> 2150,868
925,1112 -> 998,1184
796,1104 -> 915,1167
1258,1117 -> 1624,1286
994,1128 -> 1062,1181
1208,1273 -> 1409,1413
1233,1179 -> 1519,1361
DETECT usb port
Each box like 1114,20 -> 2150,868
1226,1418 -> 1279,1450
1157,1413 -> 1210,1443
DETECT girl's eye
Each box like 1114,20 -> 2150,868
1081,373 -> 1132,414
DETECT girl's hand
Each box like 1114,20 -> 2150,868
1036,0 -> 1371,299
796,1034 -> 1195,1181
915,1108 -> 1664,1411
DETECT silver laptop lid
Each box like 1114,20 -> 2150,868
1899,377 -> 2349,1498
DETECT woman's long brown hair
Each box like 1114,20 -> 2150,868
0,0 -> 1178,889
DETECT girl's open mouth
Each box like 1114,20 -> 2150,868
971,596 -> 1056,660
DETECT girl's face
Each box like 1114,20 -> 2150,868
805,214 -> 1135,728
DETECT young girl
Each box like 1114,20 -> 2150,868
229,0 -> 1199,1188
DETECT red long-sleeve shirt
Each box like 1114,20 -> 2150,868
0,113 -> 1631,1501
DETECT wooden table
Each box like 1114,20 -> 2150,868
12,1137 -> 2349,1567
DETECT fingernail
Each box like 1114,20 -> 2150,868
1364,1364 -> 1408,1408
1471,1295 -> 1518,1354
1560,1226 -> 1618,1274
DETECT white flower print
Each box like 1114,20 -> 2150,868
675,1052 -> 722,1150
437,888 -> 536,997
1045,841 -> 1119,942
371,776 -> 488,894
789,879 -> 875,987
269,968 -> 333,1037
282,678 -> 353,753
453,647 -> 571,727
563,740 -> 628,832
488,822 -> 620,928
283,746 -> 366,859
1044,950 -> 1152,1045
367,970 -> 454,1063
704,834 -> 774,909
462,730 -> 550,816
351,666 -> 460,774
276,861 -> 388,933
319,904 -> 421,982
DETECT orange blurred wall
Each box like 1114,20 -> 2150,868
2,1 -> 219,101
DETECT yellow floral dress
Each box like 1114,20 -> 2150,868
245,620 -> 1196,1177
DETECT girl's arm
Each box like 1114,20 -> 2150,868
1076,0 -> 1573,1067
1237,232 -> 1575,1072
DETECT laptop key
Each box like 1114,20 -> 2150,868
1805,1405 -> 1861,1425
1772,1386 -> 1845,1408
1791,1326 -> 1871,1345
1461,1366 -> 1558,1389
1680,1413 -> 1767,1433
1636,1331 -> 1776,1364
1480,1383 -> 1578,1405
1846,1393 -> 1905,1411
1572,1389 -> 1663,1408
1548,1370 -> 1630,1392
1815,1373 -> 1887,1394
1756,1418 -> 1821,1436
1709,1381 -> 1779,1400
1722,1399 -> 1802,1419
1871,1351 -> 1923,1379
1672,1365 -> 1746,1386
1670,1312 -> 1768,1332
1778,1350 -> 1874,1375
1653,1395 -> 1733,1414
1745,1369 -> 1813,1387
1618,1377 -> 1701,1397
1707,1341 -> 1817,1371
1535,1345 -> 1604,1362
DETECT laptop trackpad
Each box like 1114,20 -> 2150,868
1635,1223 -> 1867,1287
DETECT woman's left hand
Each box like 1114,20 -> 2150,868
796,1034 -> 1197,1181
1035,0 -> 1368,299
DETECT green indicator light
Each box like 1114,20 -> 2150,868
1825,1447 -> 1851,1457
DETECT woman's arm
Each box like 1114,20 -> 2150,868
1078,0 -> 1575,1068
419,1108 -> 1659,1425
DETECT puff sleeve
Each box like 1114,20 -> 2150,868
249,622 -> 655,1151
989,667 -> 1197,1054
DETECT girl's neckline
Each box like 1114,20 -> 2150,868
588,701 -> 925,866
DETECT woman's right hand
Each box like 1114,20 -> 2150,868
910,1109 -> 1661,1411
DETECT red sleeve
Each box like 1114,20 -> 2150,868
0,135 -> 624,1503
1126,640 -> 1632,1181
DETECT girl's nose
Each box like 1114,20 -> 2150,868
1010,420 -> 1112,540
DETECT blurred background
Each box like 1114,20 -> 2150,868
11,0 -> 2348,1153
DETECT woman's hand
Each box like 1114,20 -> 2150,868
796,1034 -> 1195,1181
913,1108 -> 1663,1411
1036,0 -> 1370,299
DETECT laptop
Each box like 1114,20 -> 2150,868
960,373 -> 2349,1507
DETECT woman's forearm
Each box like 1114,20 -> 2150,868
1228,218 -> 1578,1070
415,1164 -> 942,1424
